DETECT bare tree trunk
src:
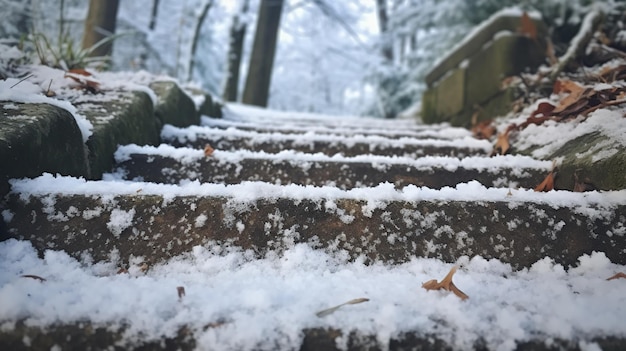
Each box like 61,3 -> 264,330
188,0 -> 213,82
149,0 -> 160,30
81,0 -> 120,57
242,0 -> 284,107
376,0 -> 393,62
222,0 -> 250,102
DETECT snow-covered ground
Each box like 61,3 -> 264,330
1,239 -> 625,350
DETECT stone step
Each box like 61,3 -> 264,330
4,175 -> 624,269
202,116 -> 471,139
2,321 -> 623,351
223,103 -> 428,131
161,125 -> 491,158
112,144 -> 552,189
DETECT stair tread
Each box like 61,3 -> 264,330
112,144 -> 552,189
5,174 -> 624,269
161,125 -> 491,157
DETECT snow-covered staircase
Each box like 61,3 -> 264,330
2,104 -> 625,350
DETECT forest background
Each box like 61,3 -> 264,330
0,0 -> 603,118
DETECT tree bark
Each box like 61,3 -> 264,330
222,0 -> 250,102
376,0 -> 393,62
81,0 -> 120,57
188,0 -> 213,81
149,0 -> 160,30
242,0 -> 284,107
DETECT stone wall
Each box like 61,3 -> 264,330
422,14 -> 546,126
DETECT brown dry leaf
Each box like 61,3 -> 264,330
534,162 -> 557,192
573,172 -> 595,192
67,68 -> 93,76
21,274 -> 46,282
553,79 -> 583,95
491,130 -> 511,156
177,286 -> 186,300
117,267 -> 129,274
315,297 -> 370,317
422,266 -> 469,300
472,119 -> 496,140
64,72 -> 101,93
140,262 -> 149,273
204,144 -> 215,157
607,272 -> 626,281
519,12 -> 537,40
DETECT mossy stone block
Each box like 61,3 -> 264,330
0,102 -> 89,197
150,81 -> 200,128
420,88 -> 438,124
547,132 -> 626,191
436,67 -> 465,121
82,90 -> 158,178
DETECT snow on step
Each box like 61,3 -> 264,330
112,144 -> 552,189
223,103 -> 428,131
161,125 -> 491,158
202,116 -> 471,140
2,240 -> 626,351
5,174 -> 625,269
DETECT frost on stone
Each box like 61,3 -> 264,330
106,208 -> 136,237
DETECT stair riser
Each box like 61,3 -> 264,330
164,136 -> 486,158
4,194 -> 624,269
116,154 -> 547,189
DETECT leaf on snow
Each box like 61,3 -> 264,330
204,144 -> 215,157
607,272 -> 626,281
534,161 -> 557,192
315,297 -> 369,317
422,266 -> 469,301
64,70 -> 101,93
490,129 -> 511,156
21,274 -> 46,282
471,119 -> 496,140
177,286 -> 186,300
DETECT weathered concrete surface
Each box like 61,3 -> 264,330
0,102 -> 89,197
3,193 -> 624,269
163,131 -> 490,158
115,153 -> 547,190
1,322 -> 624,351
80,90 -> 159,178
150,81 -> 200,128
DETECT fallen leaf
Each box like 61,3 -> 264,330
140,262 -> 149,273
204,144 -> 215,157
519,12 -> 537,40
315,297 -> 370,317
607,272 -> 626,281
534,161 -> 557,192
177,286 -> 186,300
21,274 -> 46,282
64,72 -> 101,93
472,119 -> 496,140
573,172 -> 595,192
67,68 -> 93,76
422,266 -> 469,300
491,130 -> 511,156
117,267 -> 129,274
203,320 -> 229,330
